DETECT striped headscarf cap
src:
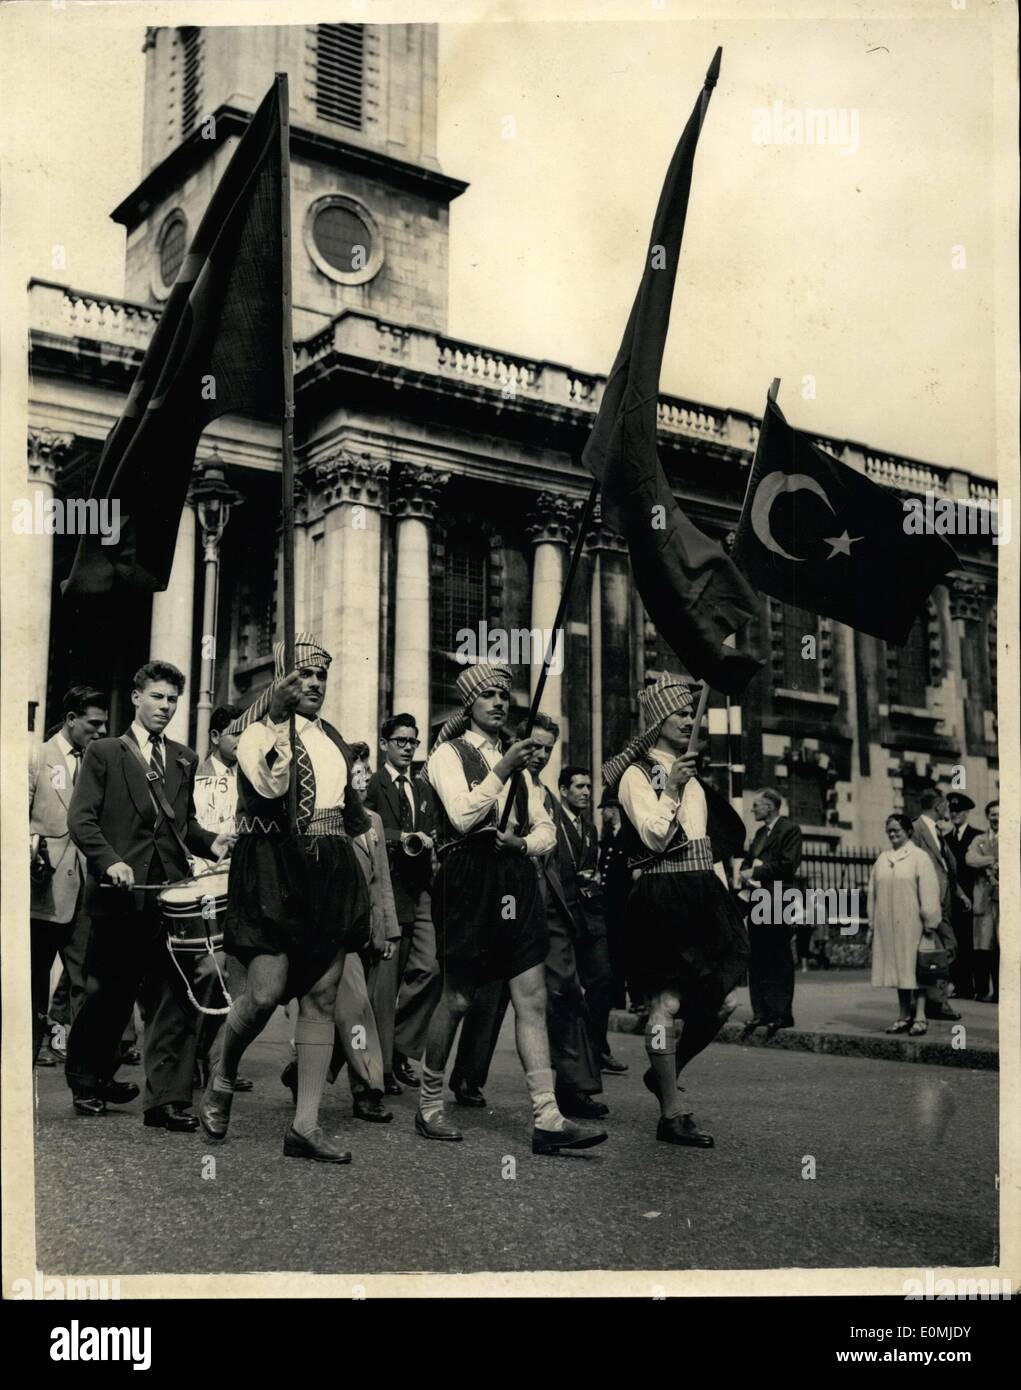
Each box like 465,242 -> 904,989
431,661 -> 513,751
602,675 -> 699,790
226,631 -> 332,736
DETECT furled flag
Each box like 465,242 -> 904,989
63,79 -> 285,594
581,48 -> 762,697
732,396 -> 959,644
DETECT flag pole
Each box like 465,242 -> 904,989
278,72 -> 298,831
498,475 -> 600,831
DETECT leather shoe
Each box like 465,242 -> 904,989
532,1119 -> 608,1155
232,1076 -> 254,1093
198,1072 -> 235,1142
393,1054 -> 420,1088
117,1046 -> 142,1066
144,1104 -> 199,1133
414,1109 -> 463,1142
99,1079 -> 140,1105
280,1060 -> 298,1104
925,1005 -> 962,1021
35,1048 -> 57,1068
556,1090 -> 609,1120
656,1112 -> 714,1148
383,1073 -> 403,1096
450,1076 -> 486,1108
72,1095 -> 106,1117
283,1127 -> 352,1164
599,1052 -> 629,1074
353,1093 -> 393,1123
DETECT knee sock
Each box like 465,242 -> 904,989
419,1065 -> 446,1121
216,999 -> 266,1090
525,1067 -> 564,1131
645,1026 -> 684,1119
292,1018 -> 334,1137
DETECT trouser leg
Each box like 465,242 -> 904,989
543,908 -> 600,1095
367,945 -> 399,1074
31,920 -> 71,1062
393,892 -> 441,1061
334,952 -> 384,1096
65,913 -> 146,1094
140,929 -> 204,1111
575,910 -> 614,1060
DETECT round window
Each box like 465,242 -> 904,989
304,195 -> 383,286
313,204 -> 372,274
158,213 -> 188,288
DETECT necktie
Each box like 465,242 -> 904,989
70,749 -> 82,785
149,735 -> 165,783
396,774 -> 413,831
294,734 -> 316,830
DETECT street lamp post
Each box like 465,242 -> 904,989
192,457 -> 243,756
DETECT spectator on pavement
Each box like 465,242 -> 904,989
867,813 -> 942,1035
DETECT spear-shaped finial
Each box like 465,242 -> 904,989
705,46 -> 723,89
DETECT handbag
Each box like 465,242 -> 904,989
916,942 -> 953,986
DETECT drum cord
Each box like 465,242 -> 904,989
165,932 -> 234,1017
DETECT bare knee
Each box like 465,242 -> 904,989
446,987 -> 473,1018
511,974 -> 547,1017
650,990 -> 682,1020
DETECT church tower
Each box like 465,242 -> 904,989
113,23 -> 467,338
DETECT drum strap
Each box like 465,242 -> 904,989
119,735 -> 194,871
164,934 -> 233,1017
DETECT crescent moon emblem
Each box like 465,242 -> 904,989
750,472 -> 835,561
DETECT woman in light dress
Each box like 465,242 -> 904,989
867,813 -> 942,1036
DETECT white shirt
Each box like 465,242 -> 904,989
195,755 -> 238,835
54,730 -> 81,783
385,760 -> 418,827
618,748 -> 726,886
427,729 -> 556,856
238,716 -> 348,811
920,814 -> 946,861
131,720 -> 165,766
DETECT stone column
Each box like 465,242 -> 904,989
149,493 -> 197,744
313,451 -> 389,743
26,430 -> 75,735
583,499 -> 626,796
391,465 -> 448,739
526,491 -> 575,788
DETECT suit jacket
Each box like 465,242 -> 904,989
741,815 -> 803,887
29,735 -> 86,923
68,730 -> 216,915
352,808 -> 402,954
364,767 -> 436,924
911,818 -> 957,952
553,800 -> 600,911
945,822 -> 981,901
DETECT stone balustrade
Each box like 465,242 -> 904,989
29,279 -> 997,501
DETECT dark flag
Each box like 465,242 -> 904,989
581,49 -> 762,697
732,397 -> 959,644
63,81 -> 285,595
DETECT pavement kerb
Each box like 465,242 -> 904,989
608,1010 -> 999,1073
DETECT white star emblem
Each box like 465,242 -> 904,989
823,530 -> 864,559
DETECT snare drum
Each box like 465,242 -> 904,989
159,862 -> 230,953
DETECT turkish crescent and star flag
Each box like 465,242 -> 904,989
63,58 -> 960,701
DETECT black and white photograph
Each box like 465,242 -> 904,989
1,0 -> 1017,1335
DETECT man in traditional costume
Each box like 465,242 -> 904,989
416,662 -> 607,1155
197,633 -> 371,1164
604,675 -> 748,1148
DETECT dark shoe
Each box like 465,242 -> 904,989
532,1119 -> 608,1155
925,1005 -> 962,1021
72,1095 -> 106,1117
35,1048 -> 58,1068
99,1079 -> 140,1105
144,1103 -> 199,1133
599,1052 -> 629,1074
977,994 -> 997,1004
656,1113 -> 714,1148
740,1017 -> 766,1041
414,1109 -> 463,1142
232,1076 -> 254,1093
198,1073 -> 235,1142
353,1093 -> 393,1123
280,1060 -> 298,1105
556,1090 -> 609,1120
116,1046 -> 141,1066
393,1054 -> 420,1089
383,1073 -> 403,1097
763,1021 -> 783,1041
450,1076 -> 486,1108
283,1127 -> 352,1164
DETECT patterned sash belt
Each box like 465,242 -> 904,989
641,836 -> 714,875
303,807 -> 348,839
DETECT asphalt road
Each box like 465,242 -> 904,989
33,1021 -> 998,1276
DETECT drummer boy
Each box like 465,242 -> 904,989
66,660 -> 232,1132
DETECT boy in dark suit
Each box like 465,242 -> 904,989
739,788 -> 803,1037
944,791 -> 980,999
364,713 -> 441,1092
66,661 -> 231,1128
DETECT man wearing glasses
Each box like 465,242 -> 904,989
364,714 -> 441,1093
